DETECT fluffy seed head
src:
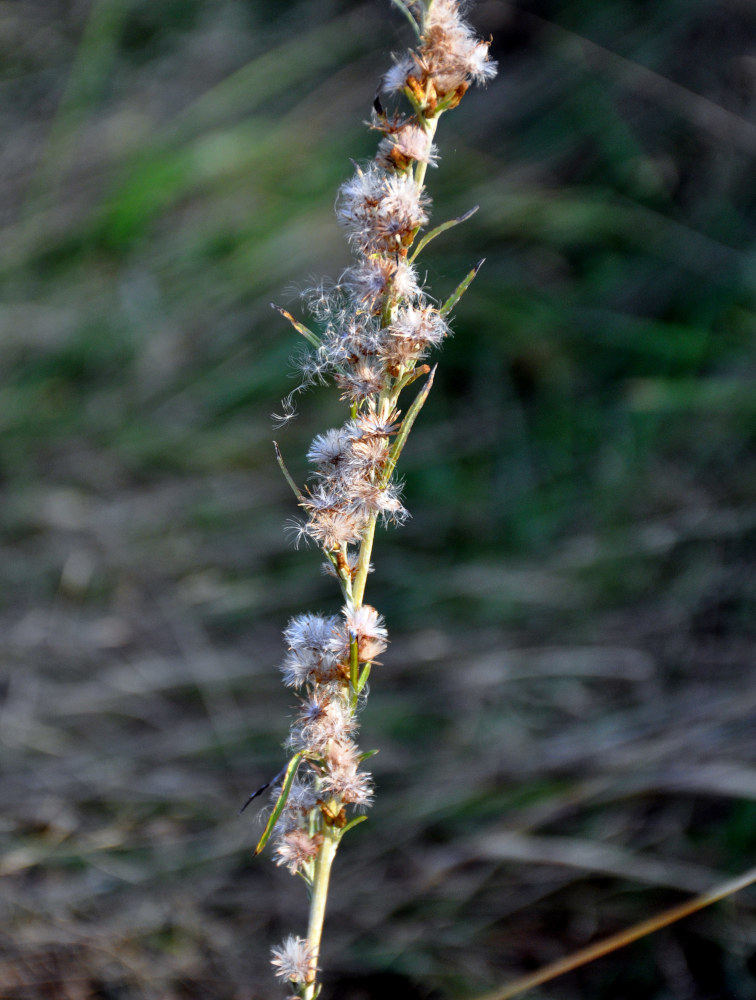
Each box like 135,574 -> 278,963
291,690 -> 356,752
307,427 -> 352,469
268,6 -> 494,963
348,434 -> 390,474
321,740 -> 374,807
378,123 -> 439,171
330,604 -> 389,662
284,613 -> 338,653
337,166 -> 429,254
342,257 -> 420,312
271,935 -> 315,984
274,828 -> 323,875
393,303 -> 449,350
334,358 -> 386,404
382,55 -> 415,93
281,613 -> 342,685
423,0 -> 498,94
306,506 -> 367,550
348,410 -> 400,439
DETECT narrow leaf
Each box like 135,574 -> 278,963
440,259 -> 485,317
274,441 -> 303,501
349,633 -> 360,693
394,363 -> 430,395
254,751 -> 305,855
356,662 -> 372,694
382,365 -> 436,485
339,814 -> 369,837
410,206 -> 478,263
359,748 -> 380,762
271,303 -> 321,349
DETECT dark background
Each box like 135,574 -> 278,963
1,1 -> 755,998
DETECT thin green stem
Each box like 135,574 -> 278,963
302,824 -> 340,999
349,633 -> 360,693
352,514 -> 378,609
296,103 -> 437,997
413,115 -> 439,191
409,205 -> 478,264
382,366 -> 436,486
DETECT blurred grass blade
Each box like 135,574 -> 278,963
24,0 -> 129,215
440,259 -> 485,316
477,865 -> 756,1000
409,205 -> 478,263
254,751 -> 305,856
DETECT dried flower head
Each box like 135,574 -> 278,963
274,828 -> 324,875
271,935 -> 315,984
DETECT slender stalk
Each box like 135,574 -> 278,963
481,865 -> 756,1000
413,115 -> 439,190
302,825 -> 340,999
352,514 -> 378,609
265,4 -> 496,995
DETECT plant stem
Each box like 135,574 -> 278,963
302,823 -> 340,999
413,115 -> 439,190
297,100 -> 436,994
352,514 -> 378,609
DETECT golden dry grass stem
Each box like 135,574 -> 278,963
477,865 -> 756,1000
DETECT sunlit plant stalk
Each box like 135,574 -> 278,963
256,2 -> 497,995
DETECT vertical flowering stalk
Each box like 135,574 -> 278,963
261,2 -> 496,995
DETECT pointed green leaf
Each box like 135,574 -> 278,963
254,751 -> 305,855
356,662 -> 372,694
440,259 -> 485,317
273,441 -> 303,501
382,365 -> 436,485
271,303 -> 321,349
339,814 -> 369,837
409,206 -> 478,263
349,633 -> 360,693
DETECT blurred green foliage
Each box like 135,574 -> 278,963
3,0 -> 754,577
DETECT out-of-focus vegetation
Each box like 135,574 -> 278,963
1,1 -> 755,998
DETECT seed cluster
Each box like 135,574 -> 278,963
267,2 -> 495,993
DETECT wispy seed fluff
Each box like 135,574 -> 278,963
336,165 -> 430,254
271,935 -> 315,984
267,2 -> 495,995
384,0 -> 498,98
